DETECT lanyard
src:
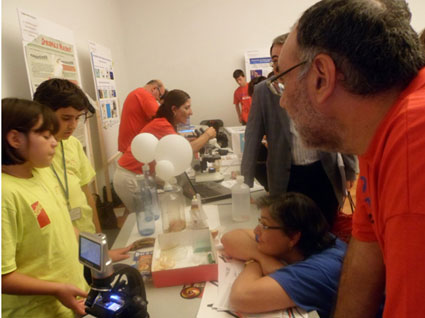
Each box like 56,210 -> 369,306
50,141 -> 70,210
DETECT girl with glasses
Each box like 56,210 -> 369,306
221,192 -> 347,318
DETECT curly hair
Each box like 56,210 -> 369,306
296,0 -> 424,95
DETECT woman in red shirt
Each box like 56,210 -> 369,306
113,89 -> 216,213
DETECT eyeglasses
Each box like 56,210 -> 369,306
266,61 -> 307,96
257,218 -> 283,230
78,111 -> 95,124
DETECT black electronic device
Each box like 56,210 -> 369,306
176,172 -> 231,203
79,233 -> 149,318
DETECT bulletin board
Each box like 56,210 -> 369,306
88,41 -> 121,163
244,48 -> 273,81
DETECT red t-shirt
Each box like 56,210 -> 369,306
233,85 -> 252,123
353,67 -> 425,318
118,87 -> 159,152
118,117 -> 177,174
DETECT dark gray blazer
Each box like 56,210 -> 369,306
241,81 -> 357,206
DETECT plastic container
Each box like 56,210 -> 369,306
231,175 -> 250,222
189,195 -> 208,229
142,165 -> 161,220
159,183 -> 186,233
134,175 -> 155,236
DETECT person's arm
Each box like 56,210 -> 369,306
234,103 -> 242,124
190,127 -> 216,153
230,261 -> 296,313
2,271 -> 87,316
241,84 -> 266,187
221,229 -> 285,275
333,237 -> 385,318
81,184 -> 102,233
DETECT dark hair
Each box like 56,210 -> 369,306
2,98 -> 59,165
419,29 -> 425,54
270,33 -> 288,56
232,69 -> 245,79
297,0 -> 425,95
33,78 -> 93,112
160,89 -> 169,103
256,192 -> 335,257
155,89 -> 190,130
248,76 -> 266,97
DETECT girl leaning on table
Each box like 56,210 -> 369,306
1,98 -> 88,318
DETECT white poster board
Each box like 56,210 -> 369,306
17,9 -> 91,156
88,41 -> 120,162
244,48 -> 273,82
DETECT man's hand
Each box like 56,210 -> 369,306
54,283 -> 88,316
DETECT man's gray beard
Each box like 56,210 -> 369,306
289,85 -> 345,153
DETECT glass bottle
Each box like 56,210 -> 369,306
159,182 -> 186,233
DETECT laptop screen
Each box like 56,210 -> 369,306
176,172 -> 197,199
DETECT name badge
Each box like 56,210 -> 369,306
69,207 -> 82,221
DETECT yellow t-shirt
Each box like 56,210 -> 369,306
1,169 -> 89,318
51,136 -> 96,233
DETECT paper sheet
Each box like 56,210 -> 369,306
196,252 -> 312,318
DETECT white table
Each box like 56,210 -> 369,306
112,192 -> 264,318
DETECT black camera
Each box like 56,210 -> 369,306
79,232 -> 149,318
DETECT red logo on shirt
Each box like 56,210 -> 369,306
31,201 -> 51,228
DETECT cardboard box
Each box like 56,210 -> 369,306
224,126 -> 245,156
151,229 -> 218,288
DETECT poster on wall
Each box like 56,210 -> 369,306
17,9 -> 90,154
88,41 -> 120,161
244,48 -> 273,82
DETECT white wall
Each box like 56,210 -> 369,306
2,0 -> 425,194
117,0 -> 321,127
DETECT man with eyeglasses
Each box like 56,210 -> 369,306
241,33 -> 357,228
276,1 -> 425,318
118,79 -> 165,152
221,193 -> 347,317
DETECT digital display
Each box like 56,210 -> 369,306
80,236 -> 101,267
106,302 -> 122,312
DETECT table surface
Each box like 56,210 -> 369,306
112,191 -> 264,318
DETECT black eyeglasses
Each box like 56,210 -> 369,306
78,111 -> 95,124
257,218 -> 283,230
266,61 -> 307,96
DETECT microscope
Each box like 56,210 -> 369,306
79,232 -> 149,318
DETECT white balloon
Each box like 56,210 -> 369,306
154,135 -> 192,175
131,133 -> 158,163
156,160 -> 175,181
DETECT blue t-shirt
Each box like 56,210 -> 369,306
269,238 -> 347,318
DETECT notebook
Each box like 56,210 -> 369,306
176,172 -> 232,203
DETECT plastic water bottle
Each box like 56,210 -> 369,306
142,165 -> 161,220
232,175 -> 250,222
134,174 -> 155,236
